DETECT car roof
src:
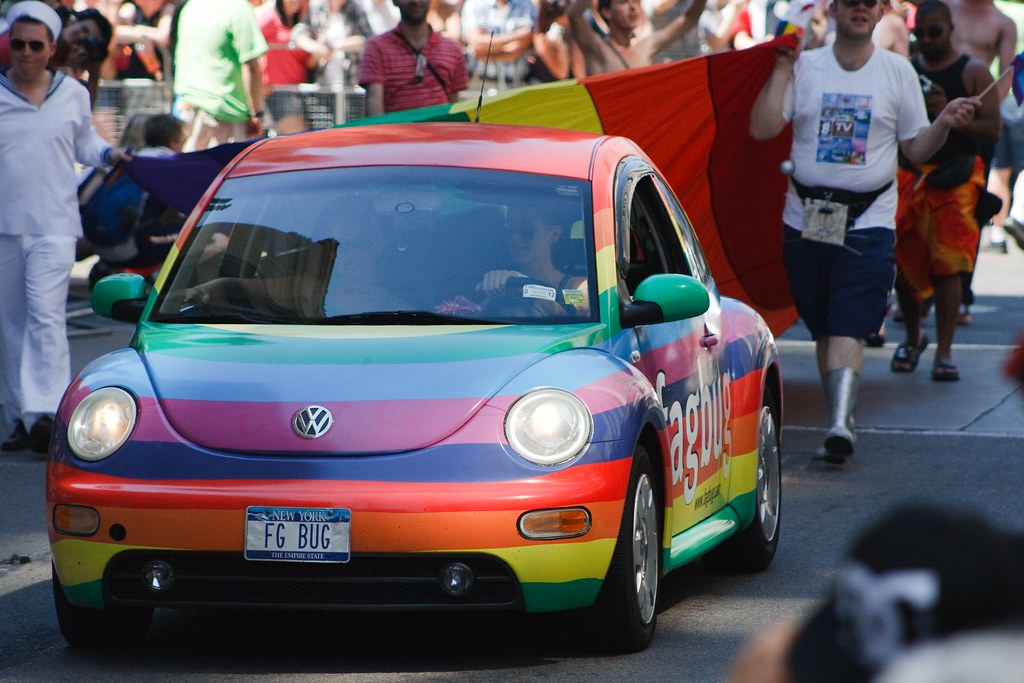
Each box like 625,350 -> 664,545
226,123 -> 611,181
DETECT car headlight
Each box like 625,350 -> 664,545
505,389 -> 592,466
67,387 -> 137,461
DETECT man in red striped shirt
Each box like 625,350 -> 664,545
358,0 -> 469,115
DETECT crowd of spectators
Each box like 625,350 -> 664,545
0,0 -> 848,139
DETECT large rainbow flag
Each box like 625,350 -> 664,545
340,40 -> 797,334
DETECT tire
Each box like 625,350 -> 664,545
52,564 -> 153,647
590,445 -> 661,653
703,390 -> 781,573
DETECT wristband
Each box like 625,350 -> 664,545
251,110 -> 265,118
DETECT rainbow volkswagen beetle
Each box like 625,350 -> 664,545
47,123 -> 782,651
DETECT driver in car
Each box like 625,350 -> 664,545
476,206 -> 588,315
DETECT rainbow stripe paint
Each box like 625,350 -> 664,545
50,314 -> 772,610
48,126 -> 782,647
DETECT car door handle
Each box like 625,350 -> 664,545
701,332 -> 719,349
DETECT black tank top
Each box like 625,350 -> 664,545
913,54 -> 975,163
116,4 -> 165,80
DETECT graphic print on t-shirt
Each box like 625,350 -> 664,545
816,93 -> 872,166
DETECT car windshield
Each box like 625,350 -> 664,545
152,166 -> 596,325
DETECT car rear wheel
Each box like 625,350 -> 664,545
590,445 -> 660,652
52,564 -> 153,647
703,390 -> 781,573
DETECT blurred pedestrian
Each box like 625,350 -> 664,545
2,4 -> 113,107
357,0 -> 468,115
294,0 -> 373,87
873,0 -> 909,56
749,0 -> 978,462
531,0 -> 572,81
985,0 -> 1024,253
361,0 -> 400,34
730,0 -> 777,48
644,0 -> 704,62
946,0 -> 1016,323
568,0 -> 706,75
427,0 -> 464,40
173,0 -> 269,151
726,504 -> 1024,683
260,0 -> 319,135
0,1 -> 129,453
891,0 -> 1000,382
699,0 -> 745,53
112,0 -> 175,81
79,112 -> 186,286
462,0 -> 535,88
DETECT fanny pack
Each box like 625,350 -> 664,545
790,178 -> 892,245
791,178 -> 893,227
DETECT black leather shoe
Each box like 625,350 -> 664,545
2,421 -> 30,451
29,415 -> 53,455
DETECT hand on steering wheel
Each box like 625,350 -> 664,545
476,269 -> 530,296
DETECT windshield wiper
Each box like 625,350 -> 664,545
320,310 -> 504,325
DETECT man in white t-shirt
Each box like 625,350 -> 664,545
749,0 -> 979,463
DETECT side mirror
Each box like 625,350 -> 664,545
629,274 -> 710,324
92,273 -> 148,322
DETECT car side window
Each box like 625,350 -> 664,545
621,174 -> 691,298
652,175 -> 714,289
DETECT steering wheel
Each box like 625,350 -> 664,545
482,276 -> 572,317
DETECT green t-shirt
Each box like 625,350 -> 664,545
173,0 -> 269,122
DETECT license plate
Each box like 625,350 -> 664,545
245,506 -> 350,563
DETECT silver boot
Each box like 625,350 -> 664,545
823,368 -> 859,463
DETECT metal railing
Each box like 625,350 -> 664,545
93,78 -> 174,144
92,79 -> 366,143
264,84 -> 367,135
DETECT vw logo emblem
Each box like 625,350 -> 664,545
293,405 -> 333,439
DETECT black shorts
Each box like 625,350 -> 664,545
783,225 -> 895,341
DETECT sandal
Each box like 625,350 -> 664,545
890,334 -> 929,373
931,358 -> 960,382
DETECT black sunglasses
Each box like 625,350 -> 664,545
9,39 -> 47,53
839,0 -> 879,7
912,26 -> 945,39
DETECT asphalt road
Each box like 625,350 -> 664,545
0,246 -> 1022,682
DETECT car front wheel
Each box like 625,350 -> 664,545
590,445 -> 660,652
52,564 -> 153,647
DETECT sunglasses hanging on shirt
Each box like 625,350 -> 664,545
392,28 -> 450,97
